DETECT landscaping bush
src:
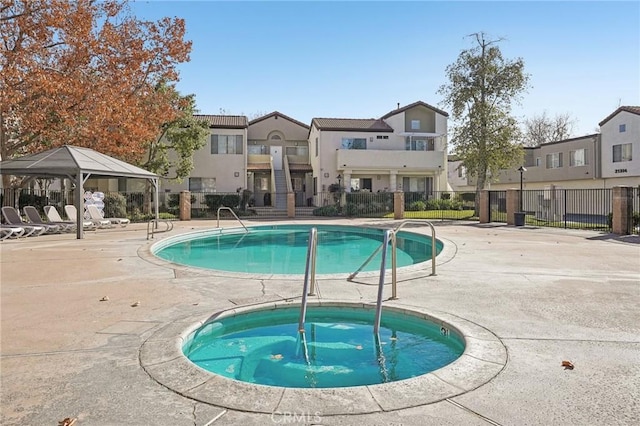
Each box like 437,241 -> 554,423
203,194 -> 241,212
104,193 -> 127,218
313,205 -> 340,216
407,200 -> 426,211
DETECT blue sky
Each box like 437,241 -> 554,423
130,1 -> 639,136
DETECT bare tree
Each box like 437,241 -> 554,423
523,111 -> 575,146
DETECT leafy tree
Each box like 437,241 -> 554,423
523,111 -> 575,146
141,88 -> 209,181
0,0 -> 192,188
438,33 -> 529,212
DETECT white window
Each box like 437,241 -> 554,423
285,146 -> 309,156
341,138 -> 367,149
255,177 -> 269,191
535,157 -> 541,167
619,124 -> 626,132
248,144 -> 268,155
411,120 -> 420,130
315,137 -> 318,157
211,135 -> 243,154
546,152 -> 563,169
189,178 -> 216,192
405,137 -> 435,151
569,149 -> 588,167
613,143 -> 632,162
457,166 -> 466,178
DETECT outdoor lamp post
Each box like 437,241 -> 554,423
337,174 -> 342,188
517,166 -> 527,212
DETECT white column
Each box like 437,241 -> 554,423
343,172 -> 351,192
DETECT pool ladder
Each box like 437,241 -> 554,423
216,207 -> 248,232
297,220 -> 436,335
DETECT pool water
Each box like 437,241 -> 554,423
183,306 -> 464,388
155,225 -> 441,274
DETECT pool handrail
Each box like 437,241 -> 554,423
298,227 -> 318,333
146,218 -> 175,240
347,219 -> 437,282
216,207 -> 248,232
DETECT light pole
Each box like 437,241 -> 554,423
517,166 -> 527,212
336,174 -> 342,189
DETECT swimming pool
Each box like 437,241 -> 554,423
153,224 -> 442,274
183,304 -> 464,388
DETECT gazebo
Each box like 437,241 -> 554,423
0,145 -> 159,239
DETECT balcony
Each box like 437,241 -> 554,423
336,149 -> 445,171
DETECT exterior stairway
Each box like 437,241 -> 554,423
274,170 -> 288,209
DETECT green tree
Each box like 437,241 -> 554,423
439,33 -> 529,212
141,87 -> 209,181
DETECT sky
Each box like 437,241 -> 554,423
130,1 -> 640,136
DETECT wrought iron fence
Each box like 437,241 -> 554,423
521,188 -> 612,231
630,186 -> 640,235
489,190 -> 507,222
403,191 -> 476,220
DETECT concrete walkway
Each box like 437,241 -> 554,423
1,219 -> 638,425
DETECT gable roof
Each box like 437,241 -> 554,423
248,111 -> 309,129
311,118 -> 394,132
381,101 -> 449,119
598,106 -> 640,126
0,145 -> 157,180
194,115 -> 248,129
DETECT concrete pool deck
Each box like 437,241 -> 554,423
1,218 -> 638,425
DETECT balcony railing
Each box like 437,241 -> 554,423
337,149 -> 445,170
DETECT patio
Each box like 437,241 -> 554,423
0,219 -> 638,425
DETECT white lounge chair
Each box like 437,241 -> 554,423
0,225 -> 25,240
1,206 -> 48,236
44,206 -> 96,231
65,205 -> 112,229
86,204 -> 130,227
23,206 -> 69,233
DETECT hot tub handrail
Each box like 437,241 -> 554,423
216,207 -> 248,232
347,219 -> 437,281
298,227 -> 318,333
374,229 -> 395,334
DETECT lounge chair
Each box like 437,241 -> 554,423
86,204 -> 130,227
24,206 -> 71,233
44,206 -> 96,231
65,205 -> 111,229
1,206 -> 49,236
1,225 -> 25,240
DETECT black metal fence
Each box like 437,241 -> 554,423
489,190 -> 507,222
519,188 -> 612,231
3,187 -> 638,234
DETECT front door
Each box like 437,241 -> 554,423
270,146 -> 282,170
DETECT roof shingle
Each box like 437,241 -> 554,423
194,115 -> 248,129
598,106 -> 640,127
380,101 -> 449,119
311,118 -> 394,132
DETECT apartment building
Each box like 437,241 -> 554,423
162,101 -> 449,209
449,106 -> 640,191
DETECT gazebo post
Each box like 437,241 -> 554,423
75,171 -> 84,239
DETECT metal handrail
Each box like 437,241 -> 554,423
216,207 -> 248,232
146,218 -> 175,240
298,227 -> 318,333
347,219 -> 437,281
373,229 -> 396,334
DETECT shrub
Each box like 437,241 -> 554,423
407,201 -> 426,211
313,205 -> 340,216
203,194 -> 241,212
104,193 -> 127,218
